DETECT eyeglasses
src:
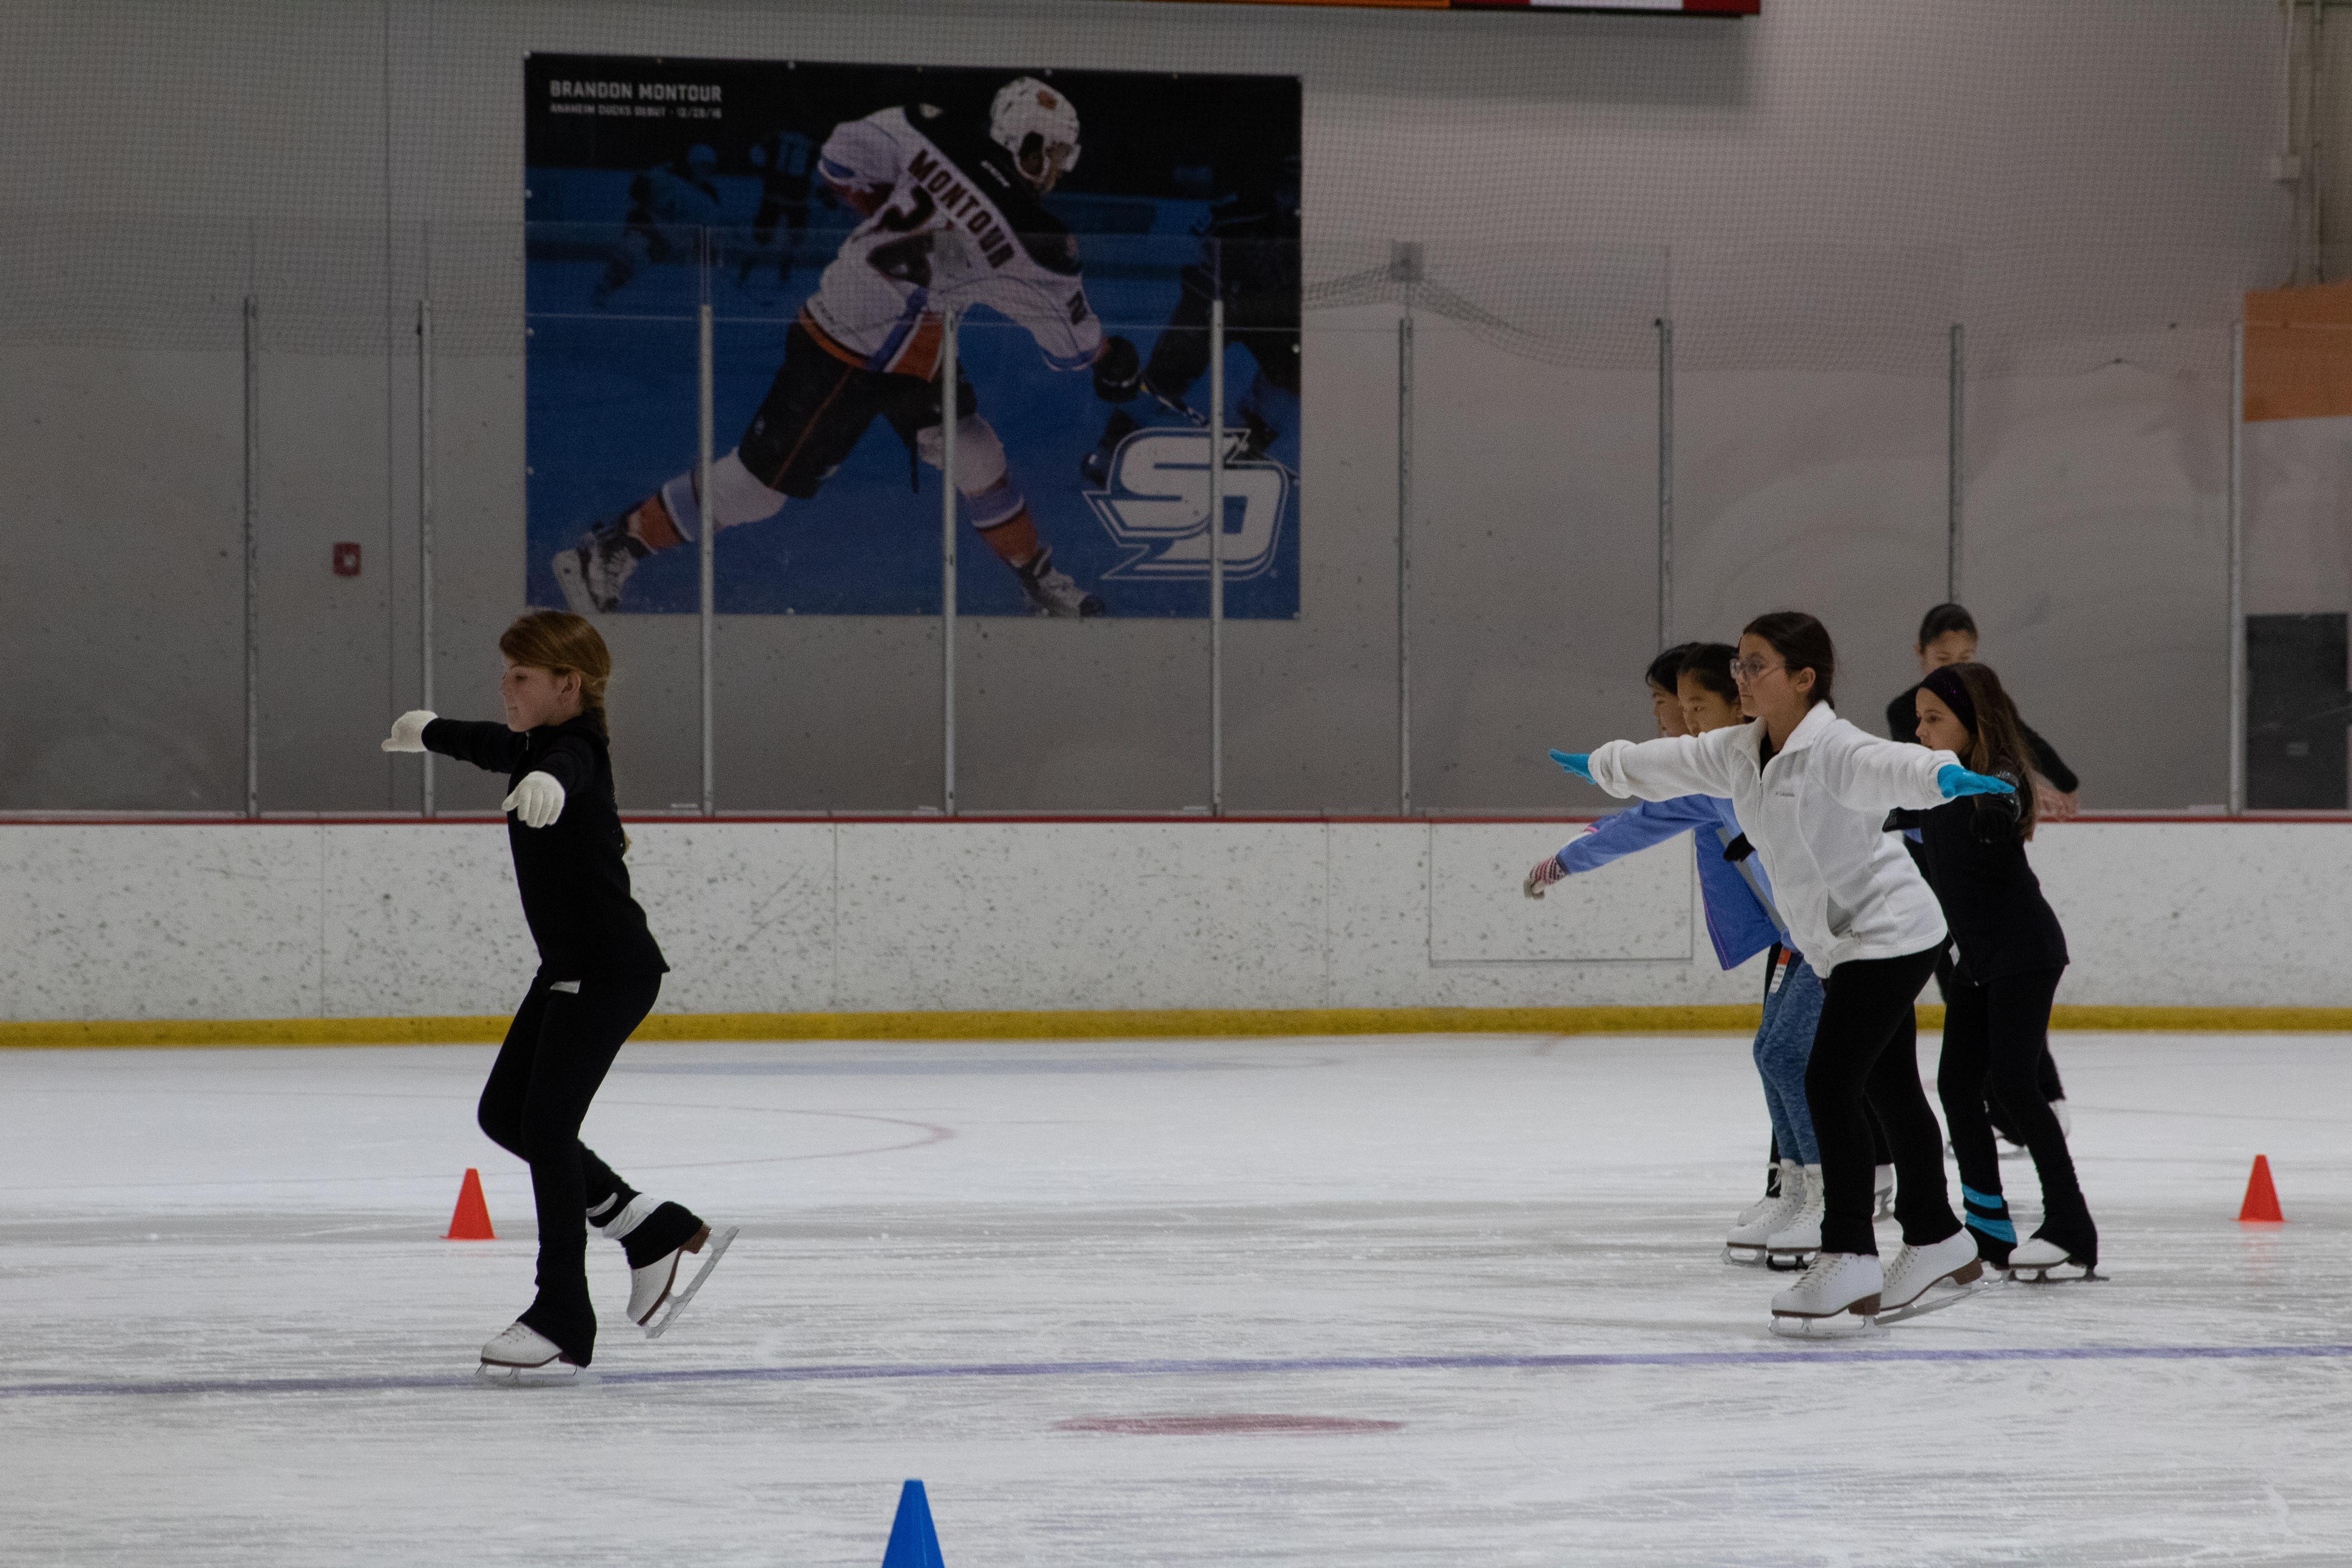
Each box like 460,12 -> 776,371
1729,657 -> 1786,685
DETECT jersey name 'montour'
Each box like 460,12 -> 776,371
810,103 -> 1103,376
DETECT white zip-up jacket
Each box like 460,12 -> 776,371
1586,703 -> 1960,974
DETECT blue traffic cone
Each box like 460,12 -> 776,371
879,1479 -> 945,1568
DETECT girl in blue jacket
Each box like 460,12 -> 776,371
1525,644 -> 1828,1263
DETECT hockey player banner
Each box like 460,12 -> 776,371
524,54 -> 1303,619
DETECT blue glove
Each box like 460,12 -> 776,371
1548,749 -> 1594,783
1937,764 -> 2015,800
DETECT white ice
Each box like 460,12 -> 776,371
2,1031 -> 2348,1566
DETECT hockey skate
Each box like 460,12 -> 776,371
1768,1251 -> 1885,1338
553,515 -> 647,615
1879,1231 -> 1983,1312
1725,1159 -> 1802,1266
478,1321 -> 583,1385
1763,1164 -> 1824,1271
1013,547 -> 1106,618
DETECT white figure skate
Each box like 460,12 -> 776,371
1725,1160 -> 1804,1265
1768,1250 -> 1885,1339
478,1321 -> 582,1385
1764,1163 -> 1824,1271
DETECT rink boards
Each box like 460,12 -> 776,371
3,817 -> 2348,1026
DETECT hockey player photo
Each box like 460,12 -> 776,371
523,54 -> 1302,620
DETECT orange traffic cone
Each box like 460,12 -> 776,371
2238,1155 -> 2286,1224
445,1167 -> 496,1240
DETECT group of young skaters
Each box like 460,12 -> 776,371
1532,606 -> 2099,1334
383,599 -> 2097,1373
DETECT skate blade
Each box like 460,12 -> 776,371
1769,1313 -> 1888,1341
1874,1275 -> 2011,1325
2006,1263 -> 2103,1284
1723,1245 -> 1769,1267
1764,1249 -> 1818,1273
477,1360 -> 590,1387
644,1225 -> 738,1340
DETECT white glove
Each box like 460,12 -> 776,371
502,771 -> 566,828
380,710 -> 436,754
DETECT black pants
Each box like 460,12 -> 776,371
738,320 -> 975,498
1804,945 -> 1961,1256
477,972 -> 662,1364
1936,966 -> 2088,1243
1934,946 -> 2064,1125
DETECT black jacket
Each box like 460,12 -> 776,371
423,715 -> 667,980
1885,685 -> 2079,794
1887,799 -> 2068,984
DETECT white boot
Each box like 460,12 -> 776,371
629,1222 -> 716,1326
478,1321 -> 579,1382
1726,1160 -> 1804,1264
1764,1164 -> 1824,1269
1769,1250 -> 1883,1321
1873,1163 -> 1896,1220
1880,1230 -> 1983,1310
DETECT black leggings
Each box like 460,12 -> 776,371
1934,948 -> 2065,1127
1804,945 -> 1962,1256
477,972 -> 662,1364
1936,967 -> 2087,1230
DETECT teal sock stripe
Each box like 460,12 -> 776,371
1964,1212 -> 2018,1243
1962,1185 -> 2007,1210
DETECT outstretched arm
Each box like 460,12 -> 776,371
1816,727 -> 2009,812
1526,795 -> 1718,899
1576,732 -> 1741,803
414,717 -> 527,777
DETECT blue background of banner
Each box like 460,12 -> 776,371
524,57 -> 1301,619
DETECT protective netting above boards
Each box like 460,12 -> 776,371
0,0 -> 2290,378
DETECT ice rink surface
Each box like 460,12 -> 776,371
3,1030 -> 2348,1567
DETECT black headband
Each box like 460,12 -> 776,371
1921,665 -> 1978,737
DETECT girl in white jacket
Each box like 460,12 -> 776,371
1551,611 -> 2017,1333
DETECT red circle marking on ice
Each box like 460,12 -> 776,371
1056,1414 -> 1403,1436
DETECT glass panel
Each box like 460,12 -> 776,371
521,219 -> 704,813
706,222 -> 943,812
1407,245 -> 1667,813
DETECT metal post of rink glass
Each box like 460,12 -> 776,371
941,307 -> 960,817
1947,323 -> 1965,603
1656,315 -> 1674,651
243,294 -> 260,819
417,298 -> 437,817
698,294 -> 716,818
2229,320 -> 2245,816
1397,308 -> 1414,817
1210,296 -> 1225,815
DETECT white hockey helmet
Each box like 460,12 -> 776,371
990,76 -> 1080,190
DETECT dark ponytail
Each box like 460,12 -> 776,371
1740,611 -> 1836,709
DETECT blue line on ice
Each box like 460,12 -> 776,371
5,1343 -> 2350,1400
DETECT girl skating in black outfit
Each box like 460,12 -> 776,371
1896,662 -> 2099,1278
381,610 -> 735,1380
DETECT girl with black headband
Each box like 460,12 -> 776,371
1893,662 -> 2098,1279
1887,602 -> 2074,1147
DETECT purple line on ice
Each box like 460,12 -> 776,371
5,1343 -> 2351,1400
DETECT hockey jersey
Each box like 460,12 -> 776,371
810,103 -> 1104,377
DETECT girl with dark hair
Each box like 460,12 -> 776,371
1897,662 -> 2098,1278
381,610 -> 735,1380
1886,603 -> 2081,821
1526,643 -> 1829,1263
1549,611 -> 2018,1333
1885,602 -> 2076,1142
